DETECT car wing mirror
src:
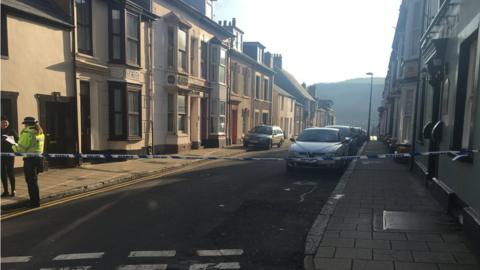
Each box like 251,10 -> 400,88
290,137 -> 296,142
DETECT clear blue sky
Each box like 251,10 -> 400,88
213,0 -> 402,84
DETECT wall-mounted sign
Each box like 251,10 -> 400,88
178,75 -> 189,86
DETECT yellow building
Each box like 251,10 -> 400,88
1,0 -> 75,167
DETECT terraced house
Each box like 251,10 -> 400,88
73,0 -> 156,157
380,0 -> 480,245
151,0 -> 233,152
222,19 -> 274,144
1,0 -> 75,168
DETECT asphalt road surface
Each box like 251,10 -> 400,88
1,146 -> 342,270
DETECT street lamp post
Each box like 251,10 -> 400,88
366,72 -> 374,141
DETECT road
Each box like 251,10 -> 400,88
1,146 -> 342,270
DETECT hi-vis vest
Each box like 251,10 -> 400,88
13,127 -> 45,153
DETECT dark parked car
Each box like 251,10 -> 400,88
325,125 -> 359,155
286,127 -> 349,172
243,125 -> 284,149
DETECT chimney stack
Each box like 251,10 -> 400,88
273,54 -> 282,70
232,17 -> 236,27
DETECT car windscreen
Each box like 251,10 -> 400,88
329,126 -> 352,137
296,129 -> 340,142
250,126 -> 272,135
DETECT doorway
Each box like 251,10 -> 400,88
231,108 -> 238,144
80,81 -> 91,153
200,97 -> 208,146
38,94 -> 77,167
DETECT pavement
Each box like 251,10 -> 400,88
1,146 -> 248,211
304,141 -> 480,270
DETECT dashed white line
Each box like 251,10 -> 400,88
196,249 -> 244,256
117,264 -> 168,270
189,262 -> 240,270
53,253 -> 105,261
128,250 -> 176,258
1,256 -> 32,263
40,267 -> 92,270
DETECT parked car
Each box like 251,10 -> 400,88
325,125 -> 358,155
286,127 -> 349,172
243,125 -> 284,149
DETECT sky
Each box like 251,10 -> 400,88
214,0 -> 402,84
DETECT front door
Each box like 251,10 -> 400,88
231,108 -> 238,144
200,98 -> 208,145
427,77 -> 441,179
80,82 -> 91,154
44,99 -> 76,167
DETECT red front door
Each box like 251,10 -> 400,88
231,109 -> 238,144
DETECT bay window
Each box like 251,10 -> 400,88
178,28 -> 187,72
126,12 -> 140,66
109,6 -> 140,66
167,94 -> 174,132
210,45 -> 226,83
76,0 -> 92,55
167,27 -> 175,67
177,94 -> 188,133
201,41 -> 208,79
109,82 -> 142,140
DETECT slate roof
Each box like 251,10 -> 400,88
274,67 -> 315,102
2,0 -> 72,28
273,84 -> 295,99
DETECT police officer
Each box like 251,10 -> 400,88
13,117 -> 45,207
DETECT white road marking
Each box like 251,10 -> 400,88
117,264 -> 168,270
128,250 -> 176,257
53,253 -> 104,260
1,256 -> 32,263
40,267 -> 92,270
196,249 -> 244,256
189,262 -> 240,269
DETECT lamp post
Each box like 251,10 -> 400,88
366,72 -> 374,141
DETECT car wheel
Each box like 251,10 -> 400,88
278,140 -> 283,148
266,140 -> 272,150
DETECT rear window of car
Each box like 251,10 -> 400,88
250,126 -> 273,135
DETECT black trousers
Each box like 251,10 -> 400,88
1,156 -> 16,193
24,157 -> 41,206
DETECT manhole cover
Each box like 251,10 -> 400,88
381,211 -> 459,232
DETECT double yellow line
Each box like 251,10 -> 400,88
0,158 -> 221,221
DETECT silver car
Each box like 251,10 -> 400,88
243,125 -> 285,149
286,128 -> 349,172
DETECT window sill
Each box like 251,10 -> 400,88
1,55 -> 9,60
109,136 -> 142,142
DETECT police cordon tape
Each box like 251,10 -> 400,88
0,150 -> 478,162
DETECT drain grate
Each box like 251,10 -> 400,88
380,211 -> 460,232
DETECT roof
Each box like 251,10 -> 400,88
230,49 -> 274,75
274,67 -> 315,102
244,41 -> 266,49
2,0 -> 72,28
273,84 -> 294,99
166,0 -> 234,38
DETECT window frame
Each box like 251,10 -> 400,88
263,78 -> 269,101
177,27 -> 188,73
108,5 -> 125,64
108,81 -> 142,141
177,94 -> 188,133
126,11 -> 141,66
1,10 -> 8,57
255,75 -> 260,99
76,0 -> 93,55
452,30 -> 478,151
200,41 -> 208,79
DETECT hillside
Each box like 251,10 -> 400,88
311,78 -> 384,130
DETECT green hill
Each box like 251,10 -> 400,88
311,77 -> 384,130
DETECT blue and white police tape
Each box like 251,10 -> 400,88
0,150 -> 478,162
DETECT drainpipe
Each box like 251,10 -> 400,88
410,0 -> 427,171
148,19 -> 154,154
71,0 -> 80,166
